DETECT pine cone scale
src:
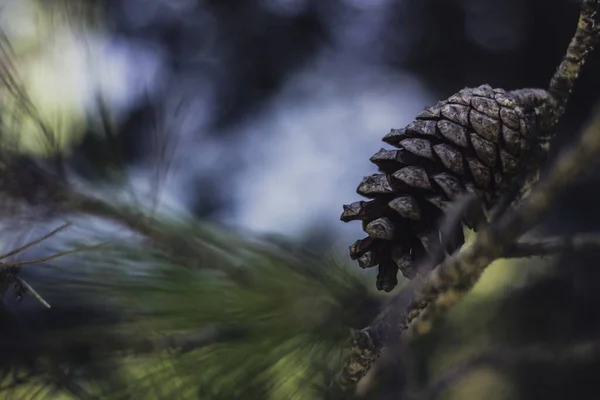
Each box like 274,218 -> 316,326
388,196 -> 421,220
472,97 -> 500,118
433,144 -> 464,175
400,138 -> 434,160
392,167 -> 433,190
470,110 -> 501,142
356,174 -> 396,197
470,133 -> 497,167
437,120 -> 469,148
467,158 -> 491,189
441,104 -> 470,126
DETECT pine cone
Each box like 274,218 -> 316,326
341,84 -> 552,292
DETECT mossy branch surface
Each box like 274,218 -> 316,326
549,0 -> 600,127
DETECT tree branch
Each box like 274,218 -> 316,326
335,99 -> 600,394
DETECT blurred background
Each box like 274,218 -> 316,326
9,0 -> 598,243
3,0 -> 599,244
2,0 -> 600,399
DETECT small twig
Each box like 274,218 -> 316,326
14,277 -> 51,308
1,243 -> 105,268
504,233 -> 600,258
0,237 -> 104,309
0,222 -> 71,261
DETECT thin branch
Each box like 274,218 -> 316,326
0,227 -> 104,309
504,233 -> 600,258
548,0 -> 600,127
0,223 -> 71,261
14,277 -> 51,309
2,243 -> 105,268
